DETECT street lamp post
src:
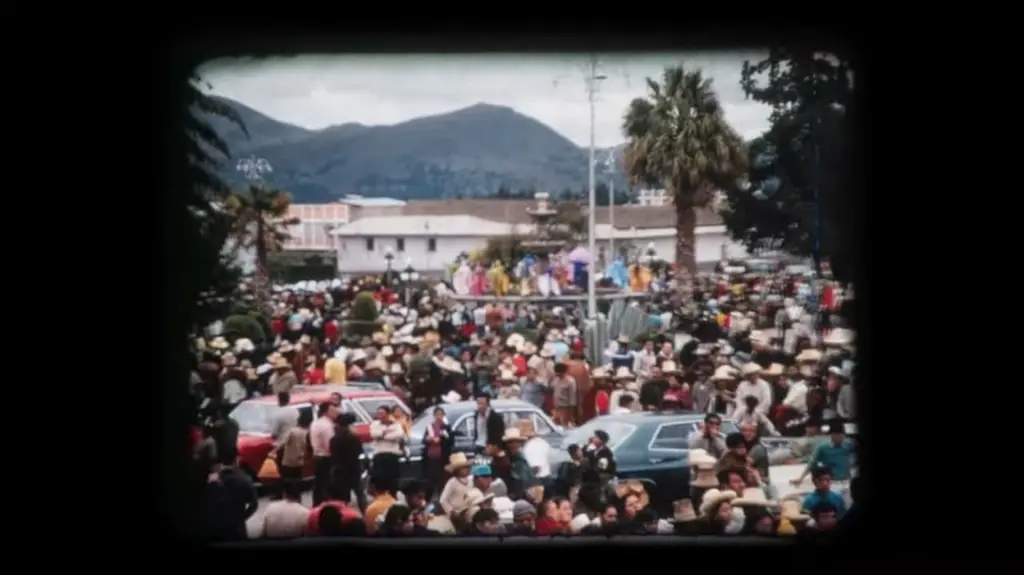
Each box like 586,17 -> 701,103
400,258 -> 420,305
384,247 -> 395,287
602,153 -> 617,261
586,56 -> 608,321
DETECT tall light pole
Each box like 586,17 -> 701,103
236,156 -> 274,313
586,55 -> 607,321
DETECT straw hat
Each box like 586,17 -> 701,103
364,356 -> 388,372
795,348 -> 823,363
273,356 -> 291,370
457,488 -> 495,513
711,366 -> 739,381
521,342 -> 538,356
741,362 -> 763,376
779,499 -> 811,522
591,367 -> 610,379
299,334 -> 312,346
369,331 -> 387,346
444,453 -> 472,473
660,360 -> 681,375
389,362 -> 404,376
689,449 -> 718,488
502,427 -> 526,443
506,333 -> 526,350
671,499 -> 698,523
431,355 -> 463,374
220,352 -> 238,367
499,368 -> 518,382
381,345 -> 394,357
749,331 -> 771,346
699,489 -> 737,517
233,338 -> 254,353
614,480 -> 650,509
616,333 -> 631,345
539,344 -> 555,358
348,349 -> 367,363
733,487 -> 775,507
613,366 -> 635,381
277,341 -> 294,353
545,329 -> 563,342
210,336 -> 230,350
763,363 -> 785,377
822,328 -> 855,347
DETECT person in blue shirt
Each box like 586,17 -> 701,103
790,419 -> 855,485
801,467 -> 846,518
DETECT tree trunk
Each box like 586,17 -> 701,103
253,218 -> 271,316
674,197 -> 697,304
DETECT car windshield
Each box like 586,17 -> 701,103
229,402 -> 277,435
560,420 -> 637,451
745,260 -> 776,273
410,406 -> 470,437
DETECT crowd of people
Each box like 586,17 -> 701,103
191,261 -> 857,541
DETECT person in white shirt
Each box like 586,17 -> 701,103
632,341 -> 657,378
734,363 -> 772,416
369,405 -> 407,488
779,366 -> 809,414
260,480 -> 309,538
610,393 -> 635,415
519,420 -> 551,480
270,392 -> 299,442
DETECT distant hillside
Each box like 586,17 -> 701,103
205,97 -> 628,202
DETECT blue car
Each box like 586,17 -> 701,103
549,412 -> 741,515
368,399 -> 565,486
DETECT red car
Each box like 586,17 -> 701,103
229,384 -> 411,482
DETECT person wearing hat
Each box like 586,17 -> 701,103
507,500 -> 538,535
550,361 -> 578,427
790,418 -> 854,488
581,429 -> 616,495
438,453 -> 475,517
501,426 -> 543,502
823,365 -> 856,422
735,362 -> 772,417
269,356 -> 298,395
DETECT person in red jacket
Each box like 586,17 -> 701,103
535,498 -> 571,535
323,319 -> 338,346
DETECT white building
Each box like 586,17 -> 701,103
634,188 -> 671,206
330,214 -> 748,275
282,196 -> 407,252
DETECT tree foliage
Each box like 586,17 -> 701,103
183,75 -> 249,330
223,314 -> 268,344
724,50 -> 853,280
345,292 -> 380,338
622,65 -> 748,299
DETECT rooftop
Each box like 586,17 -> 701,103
401,198 -> 722,229
330,215 -> 517,237
338,196 -> 408,208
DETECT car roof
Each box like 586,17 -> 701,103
593,410 -> 734,427
246,384 -> 395,405
411,399 -> 538,422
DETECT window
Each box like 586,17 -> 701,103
428,238 -> 437,252
356,397 -> 409,419
531,413 -> 553,436
649,423 -> 695,450
561,421 -> 637,451
366,237 -> 375,251
452,416 -> 471,437
503,411 -> 531,428
396,238 -> 405,251
340,400 -> 367,423
228,402 -> 276,435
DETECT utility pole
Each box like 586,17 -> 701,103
585,55 -> 607,321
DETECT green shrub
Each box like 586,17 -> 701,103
345,292 -> 380,338
223,314 -> 267,344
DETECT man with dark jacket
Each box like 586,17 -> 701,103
204,458 -> 259,541
582,430 -> 617,489
470,395 -> 505,455
330,413 -> 367,511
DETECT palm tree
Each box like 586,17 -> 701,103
223,185 -> 301,313
622,66 -> 748,302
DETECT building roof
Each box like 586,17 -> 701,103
330,215 -> 516,237
401,199 -> 722,228
338,196 -> 408,207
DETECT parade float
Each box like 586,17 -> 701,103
447,193 -> 656,304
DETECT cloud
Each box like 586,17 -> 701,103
199,52 -> 771,148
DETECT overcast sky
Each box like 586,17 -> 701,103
199,53 -> 772,148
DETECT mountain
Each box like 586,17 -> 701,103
206,97 -> 629,202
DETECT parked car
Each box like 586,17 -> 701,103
547,411 -> 741,515
230,384 -> 411,483
377,399 -> 564,486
